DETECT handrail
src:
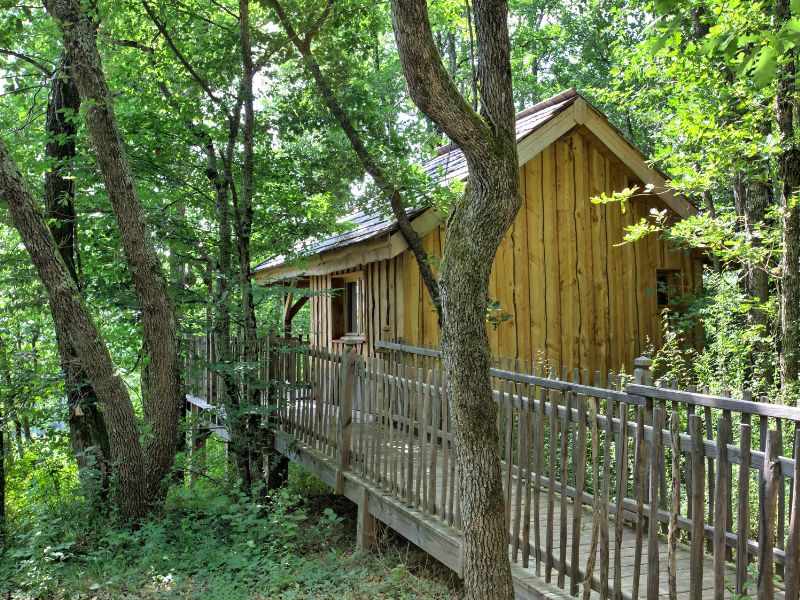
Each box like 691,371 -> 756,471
627,383 -> 800,422
376,340 -> 798,421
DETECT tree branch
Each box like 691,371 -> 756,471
264,0 -> 443,325
0,48 -> 52,76
140,0 -> 223,106
389,0 -> 490,157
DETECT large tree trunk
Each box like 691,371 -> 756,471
231,0 -> 273,493
391,1 -> 518,597
776,0 -> 800,395
45,0 -> 182,493
0,142 -> 150,519
44,55 -> 112,494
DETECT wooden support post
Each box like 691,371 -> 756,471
356,486 -> 377,552
336,345 -> 357,494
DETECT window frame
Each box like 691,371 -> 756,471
331,270 -> 365,343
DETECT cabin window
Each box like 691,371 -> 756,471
345,281 -> 360,333
331,272 -> 365,341
656,269 -> 683,308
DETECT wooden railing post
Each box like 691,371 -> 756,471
633,356 -> 653,386
335,344 -> 358,494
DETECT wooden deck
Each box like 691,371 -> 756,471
186,338 -> 800,600
274,408 -> 786,600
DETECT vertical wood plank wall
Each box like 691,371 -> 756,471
307,128 -> 701,373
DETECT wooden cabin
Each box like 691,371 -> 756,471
253,89 -> 702,375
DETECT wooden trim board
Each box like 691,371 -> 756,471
255,209 -> 442,282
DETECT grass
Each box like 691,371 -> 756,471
1,463 -> 461,600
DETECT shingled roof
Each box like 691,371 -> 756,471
253,206 -> 428,273
253,89 -> 580,276
421,88 -> 578,185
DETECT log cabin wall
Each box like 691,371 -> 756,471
307,258 -> 407,358
306,127 -> 702,374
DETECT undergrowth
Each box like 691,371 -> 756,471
0,463 -> 460,599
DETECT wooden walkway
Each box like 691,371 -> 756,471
186,338 -> 800,600
274,408 -> 786,600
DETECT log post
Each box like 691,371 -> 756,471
633,356 -> 653,386
335,344 -> 357,494
356,485 -> 378,552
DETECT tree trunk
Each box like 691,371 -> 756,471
44,54 -> 111,495
391,0 -> 518,597
45,0 -> 182,493
733,172 -> 774,389
0,141 -> 150,519
776,0 -> 800,396
0,406 -> 4,549
231,0 -> 267,494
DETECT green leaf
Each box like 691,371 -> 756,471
749,45 -> 778,88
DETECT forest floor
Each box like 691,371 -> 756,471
0,465 -> 461,600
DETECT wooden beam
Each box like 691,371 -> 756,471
356,486 -> 378,552
283,295 -> 309,336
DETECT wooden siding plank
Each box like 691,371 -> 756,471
605,158 -> 625,372
589,144 -> 610,378
514,167 -> 532,364
526,153 -> 547,364
556,136 -> 578,372
497,229 -> 516,360
541,145 -> 561,370
574,131 -> 594,374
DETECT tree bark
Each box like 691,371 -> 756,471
45,0 -> 182,492
776,0 -> 800,395
0,403 -> 4,549
733,171 -> 774,388
43,54 -> 112,494
232,0 -> 271,494
0,141 -> 150,519
391,1 -> 518,597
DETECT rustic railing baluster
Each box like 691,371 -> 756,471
571,392 -> 587,596
737,420 -> 752,596
759,428 -> 780,599
713,416 -> 731,600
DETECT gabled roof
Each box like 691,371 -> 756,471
422,88 -> 579,186
254,89 -> 694,281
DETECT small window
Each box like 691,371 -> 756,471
656,269 -> 683,308
345,280 -> 361,334
331,273 -> 364,340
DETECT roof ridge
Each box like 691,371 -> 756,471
435,88 -> 578,156
515,87 -> 577,120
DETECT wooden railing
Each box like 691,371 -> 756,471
194,337 -> 800,599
